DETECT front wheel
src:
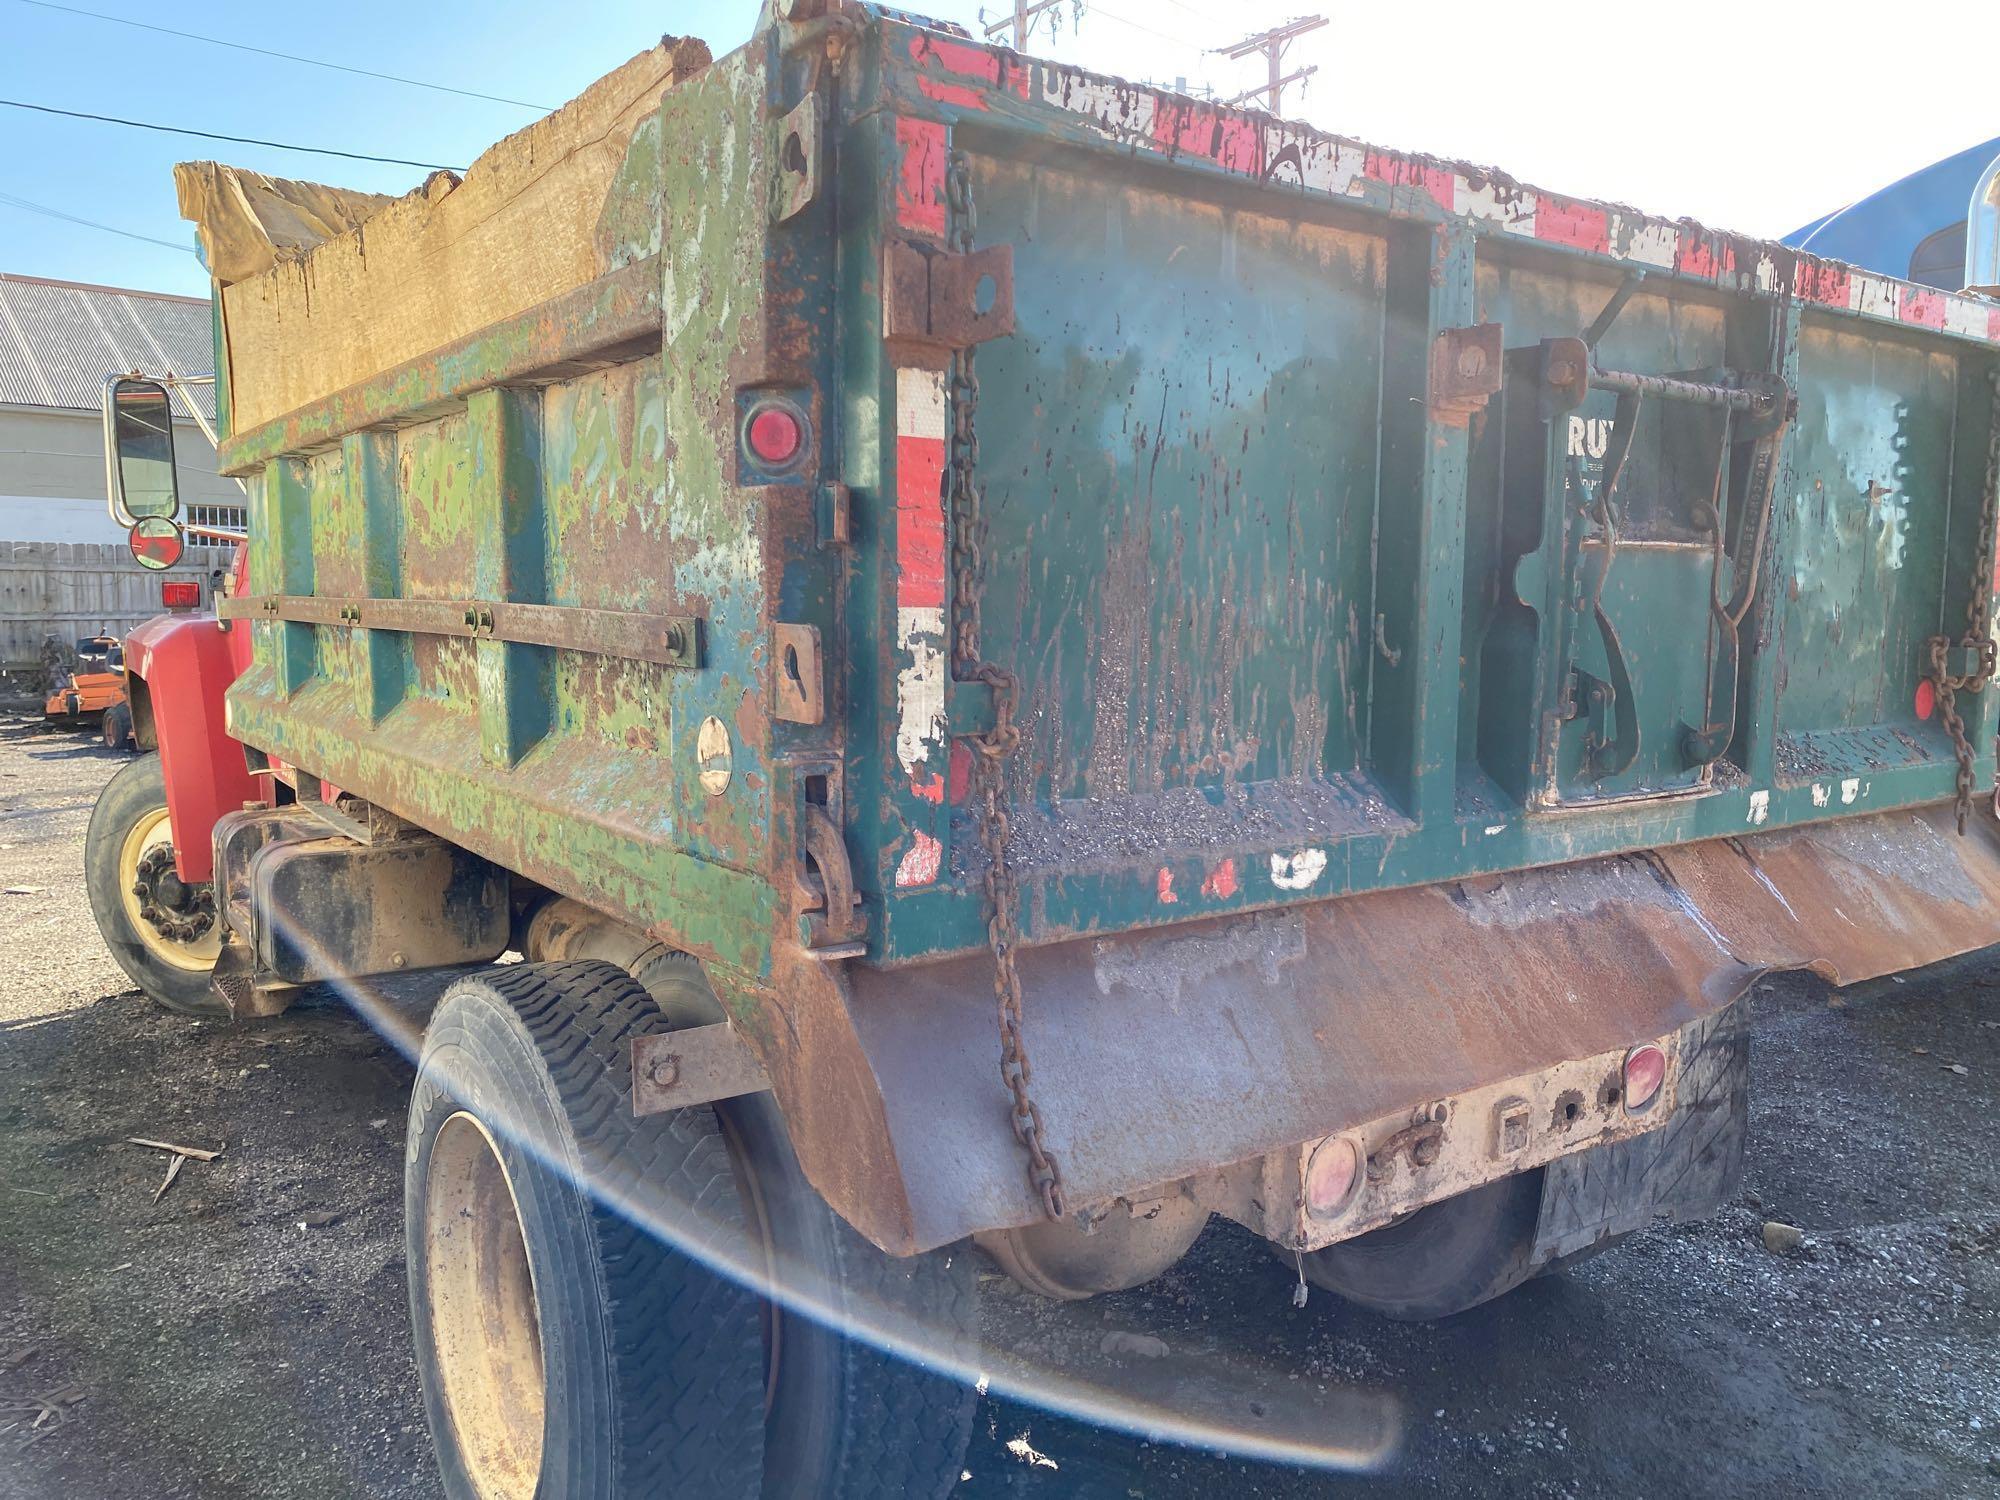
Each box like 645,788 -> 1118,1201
83,752 -> 223,1016
406,959 -> 977,1500
1299,1170 -> 1545,1320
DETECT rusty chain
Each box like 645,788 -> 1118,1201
1928,369 -> 2000,834
945,148 -> 1065,1221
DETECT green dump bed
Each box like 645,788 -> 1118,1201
199,7 -> 2000,1245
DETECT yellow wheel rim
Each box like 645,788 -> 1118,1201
116,807 -> 221,971
425,1111 -> 548,1499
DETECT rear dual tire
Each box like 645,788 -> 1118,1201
407,959 -> 977,1500
1298,1170 -> 1547,1321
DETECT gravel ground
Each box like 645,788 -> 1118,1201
2,723 -> 1998,1497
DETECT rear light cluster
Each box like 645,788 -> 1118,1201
1622,1043 -> 1667,1112
161,580 -> 202,610
1303,1134 -> 1361,1220
1299,1043 -> 1671,1229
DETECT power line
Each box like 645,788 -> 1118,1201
1086,1 -> 1208,49
0,186 -> 192,252
11,0 -> 552,112
0,99 -> 466,172
982,0 -> 1083,49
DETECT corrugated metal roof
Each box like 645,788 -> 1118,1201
0,272 -> 215,419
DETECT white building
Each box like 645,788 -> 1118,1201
0,271 -> 242,674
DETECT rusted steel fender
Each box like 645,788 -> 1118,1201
123,611 -> 257,885
751,805 -> 2000,1256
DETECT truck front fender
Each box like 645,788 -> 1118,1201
123,613 -> 258,885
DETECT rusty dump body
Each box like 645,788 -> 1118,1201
188,1 -> 2000,1255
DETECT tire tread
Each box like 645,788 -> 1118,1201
418,961 -> 764,1500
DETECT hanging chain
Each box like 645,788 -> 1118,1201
1928,369 -> 2000,834
945,149 -> 1065,1221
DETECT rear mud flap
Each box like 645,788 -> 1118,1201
760,806 -> 2000,1256
1534,998 -> 1750,1266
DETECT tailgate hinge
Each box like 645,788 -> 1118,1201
796,803 -> 866,955
884,238 -> 1015,352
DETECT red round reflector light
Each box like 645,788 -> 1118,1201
1915,678 -> 1936,721
746,403 -> 803,467
1622,1044 -> 1667,1113
1304,1135 -> 1361,1219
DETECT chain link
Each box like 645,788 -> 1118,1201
1928,369 -> 2000,834
945,149 -> 1065,1221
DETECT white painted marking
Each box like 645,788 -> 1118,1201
1280,132 -> 1367,198
1270,847 -> 1328,891
1849,272 -> 1897,318
1840,777 -> 1861,805
1748,789 -> 1770,826
1945,296 -> 1990,338
1811,783 -> 1830,807
1568,415 -> 1614,459
1484,823 -> 1507,837
895,606 -> 946,775
1044,73 -> 1153,142
895,367 -> 947,440
1455,178 -> 1536,237
1614,216 -> 1677,268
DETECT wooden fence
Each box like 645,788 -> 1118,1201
1,539 -> 232,674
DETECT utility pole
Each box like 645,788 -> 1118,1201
981,0 -> 1081,50
1219,16 -> 1327,114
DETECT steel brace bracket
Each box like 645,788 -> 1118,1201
883,238 -> 1015,351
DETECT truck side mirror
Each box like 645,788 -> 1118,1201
103,376 -> 182,524
1969,152 -> 2000,296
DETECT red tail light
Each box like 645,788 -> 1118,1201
161,580 -> 201,609
1304,1135 -> 1361,1218
744,401 -> 804,468
1623,1044 -> 1668,1112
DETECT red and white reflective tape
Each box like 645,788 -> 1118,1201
893,365 -> 949,887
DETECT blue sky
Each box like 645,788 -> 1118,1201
3,0 -> 1995,300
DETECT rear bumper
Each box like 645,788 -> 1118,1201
1202,1011 -> 1704,1255
748,805 -> 2000,1256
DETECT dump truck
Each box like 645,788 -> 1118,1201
81,1 -> 2000,1493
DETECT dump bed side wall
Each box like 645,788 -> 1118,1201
219,43 -> 806,995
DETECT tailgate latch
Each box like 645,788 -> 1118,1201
883,239 -> 1015,351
